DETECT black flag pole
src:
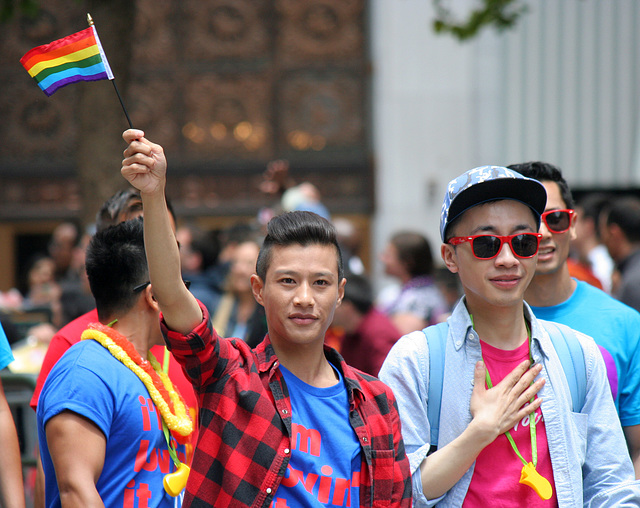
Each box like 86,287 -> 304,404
87,13 -> 133,129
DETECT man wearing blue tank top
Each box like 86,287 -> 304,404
510,161 -> 640,478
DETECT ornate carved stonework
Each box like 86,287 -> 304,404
180,73 -> 274,160
0,6 -> 79,165
0,0 -> 371,220
183,0 -> 271,60
131,0 -> 178,66
279,72 -> 363,150
276,0 -> 364,65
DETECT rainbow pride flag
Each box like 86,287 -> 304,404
20,26 -> 114,96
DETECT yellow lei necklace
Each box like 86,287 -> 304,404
82,322 -> 192,496
82,323 -> 193,437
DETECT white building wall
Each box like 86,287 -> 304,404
370,0 -> 640,287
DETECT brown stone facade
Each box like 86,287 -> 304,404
0,0 -> 372,289
1,0 -> 371,219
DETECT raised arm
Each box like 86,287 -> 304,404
121,129 -> 202,334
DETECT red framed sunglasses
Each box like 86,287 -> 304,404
448,233 -> 543,260
541,209 -> 575,233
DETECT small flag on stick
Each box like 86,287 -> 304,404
20,21 -> 113,96
20,14 -> 132,127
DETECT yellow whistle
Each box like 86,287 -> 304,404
519,462 -> 552,500
163,462 -> 190,497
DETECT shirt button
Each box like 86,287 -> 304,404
362,437 -> 368,443
266,488 -> 272,494
282,409 -> 288,414
284,448 -> 290,454
274,361 -> 278,367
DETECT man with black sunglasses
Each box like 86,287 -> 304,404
510,161 -> 640,478
380,165 -> 639,506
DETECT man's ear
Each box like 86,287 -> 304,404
143,285 -> 160,313
250,274 -> 265,305
569,210 -> 579,241
441,243 -> 459,274
337,277 -> 346,306
608,223 -> 625,243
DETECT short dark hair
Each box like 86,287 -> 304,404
577,192 -> 613,239
255,211 -> 343,281
604,196 -> 640,243
85,218 -> 148,321
342,272 -> 373,315
390,231 -> 434,277
96,188 -> 142,232
507,161 -> 575,209
96,188 -> 176,232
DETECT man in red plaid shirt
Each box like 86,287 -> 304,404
121,128 -> 411,507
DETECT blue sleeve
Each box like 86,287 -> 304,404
38,355 -> 115,438
0,324 -> 14,370
617,315 -> 640,427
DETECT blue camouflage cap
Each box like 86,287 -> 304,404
440,165 -> 547,241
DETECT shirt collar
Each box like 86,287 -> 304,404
449,297 -> 551,357
253,335 -> 365,404
254,335 -> 279,373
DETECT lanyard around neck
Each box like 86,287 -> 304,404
470,316 -> 552,500
481,326 -> 537,468
471,316 -> 537,467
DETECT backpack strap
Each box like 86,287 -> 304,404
423,322 -> 449,451
544,321 -> 586,412
423,320 -> 586,452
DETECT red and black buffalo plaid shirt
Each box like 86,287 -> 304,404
161,303 -> 412,507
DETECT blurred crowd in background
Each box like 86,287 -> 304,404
3,167 -> 636,380
2,157 -> 640,506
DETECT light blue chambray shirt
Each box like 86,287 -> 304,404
379,298 -> 640,507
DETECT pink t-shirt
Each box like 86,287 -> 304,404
463,339 -> 558,507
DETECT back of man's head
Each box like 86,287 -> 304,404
507,161 -> 575,209
390,231 -> 435,278
577,192 -> 613,241
342,272 -> 373,315
605,196 -> 640,243
96,188 -> 177,233
96,188 -> 143,232
256,211 -> 343,281
85,218 -> 148,321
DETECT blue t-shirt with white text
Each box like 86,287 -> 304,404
273,364 -> 361,507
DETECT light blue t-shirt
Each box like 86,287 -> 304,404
274,364 -> 361,507
0,323 -> 14,370
38,339 -> 186,508
529,279 -> 640,426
